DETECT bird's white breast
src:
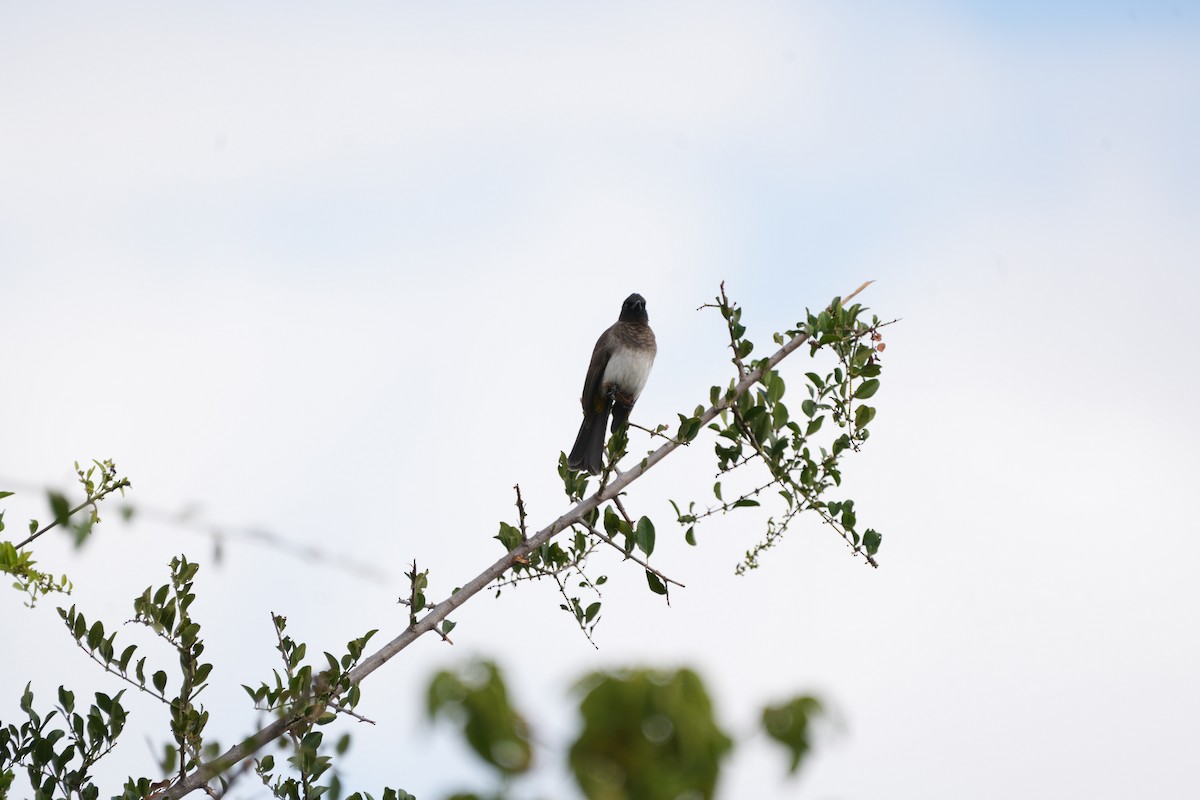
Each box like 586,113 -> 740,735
603,348 -> 655,400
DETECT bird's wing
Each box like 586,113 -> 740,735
581,326 -> 615,415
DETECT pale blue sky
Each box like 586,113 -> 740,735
2,3 -> 1197,798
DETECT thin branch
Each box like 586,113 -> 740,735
550,570 -> 598,650
14,486 -> 124,550
329,703 -> 376,725
159,283 -> 866,799
583,523 -> 686,589
428,621 -> 455,646
610,495 -> 635,528
514,484 -> 529,539
627,421 -> 684,445
688,476 -> 784,523
67,637 -> 170,706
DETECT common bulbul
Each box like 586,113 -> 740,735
568,293 -> 657,475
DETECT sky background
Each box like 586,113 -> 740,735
2,2 -> 1198,798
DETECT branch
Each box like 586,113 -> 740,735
14,484 -> 127,550
161,284 -> 865,798
583,523 -> 685,589
67,636 -> 170,706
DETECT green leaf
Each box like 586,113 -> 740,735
685,527 -> 696,546
119,645 -> 136,672
676,414 -> 702,443
48,492 -> 71,525
645,570 -> 667,595
767,373 -> 785,403
853,379 -> 880,399
87,621 -> 104,650
863,529 -> 882,556
801,399 -> 816,418
635,518 -> 656,557
854,405 -> 876,429
805,416 -> 824,436
584,602 -> 601,623
603,507 -> 620,537
0,491 -> 13,500
494,522 -> 521,553
152,671 -> 167,694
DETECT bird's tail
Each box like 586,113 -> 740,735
568,404 -> 612,475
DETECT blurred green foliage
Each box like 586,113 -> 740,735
570,668 -> 732,800
429,660 -> 823,800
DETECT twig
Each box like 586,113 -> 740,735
583,523 -> 686,589
611,496 -> 635,528
627,422 -> 684,445
329,703 -> 376,725
67,636 -> 170,705
514,484 -> 528,540
14,483 -> 128,550
550,570 -> 598,650
428,623 -> 455,646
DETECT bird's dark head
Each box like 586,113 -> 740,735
619,293 -> 649,323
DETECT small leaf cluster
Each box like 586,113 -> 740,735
0,683 -> 128,800
56,556 -> 225,793
403,562 -> 429,627
62,459 -> 132,547
255,730 -> 341,800
398,561 -> 456,638
674,288 -> 889,571
1,459 -> 129,606
132,556 -> 214,776
59,604 -> 166,701
244,615 -> 376,721
247,614 -> 380,799
0,539 -> 70,607
556,453 -> 590,502
600,508 -> 666,596
495,515 -> 606,643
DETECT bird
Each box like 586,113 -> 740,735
568,293 -> 657,475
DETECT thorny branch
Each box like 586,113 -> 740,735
159,281 -> 875,799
